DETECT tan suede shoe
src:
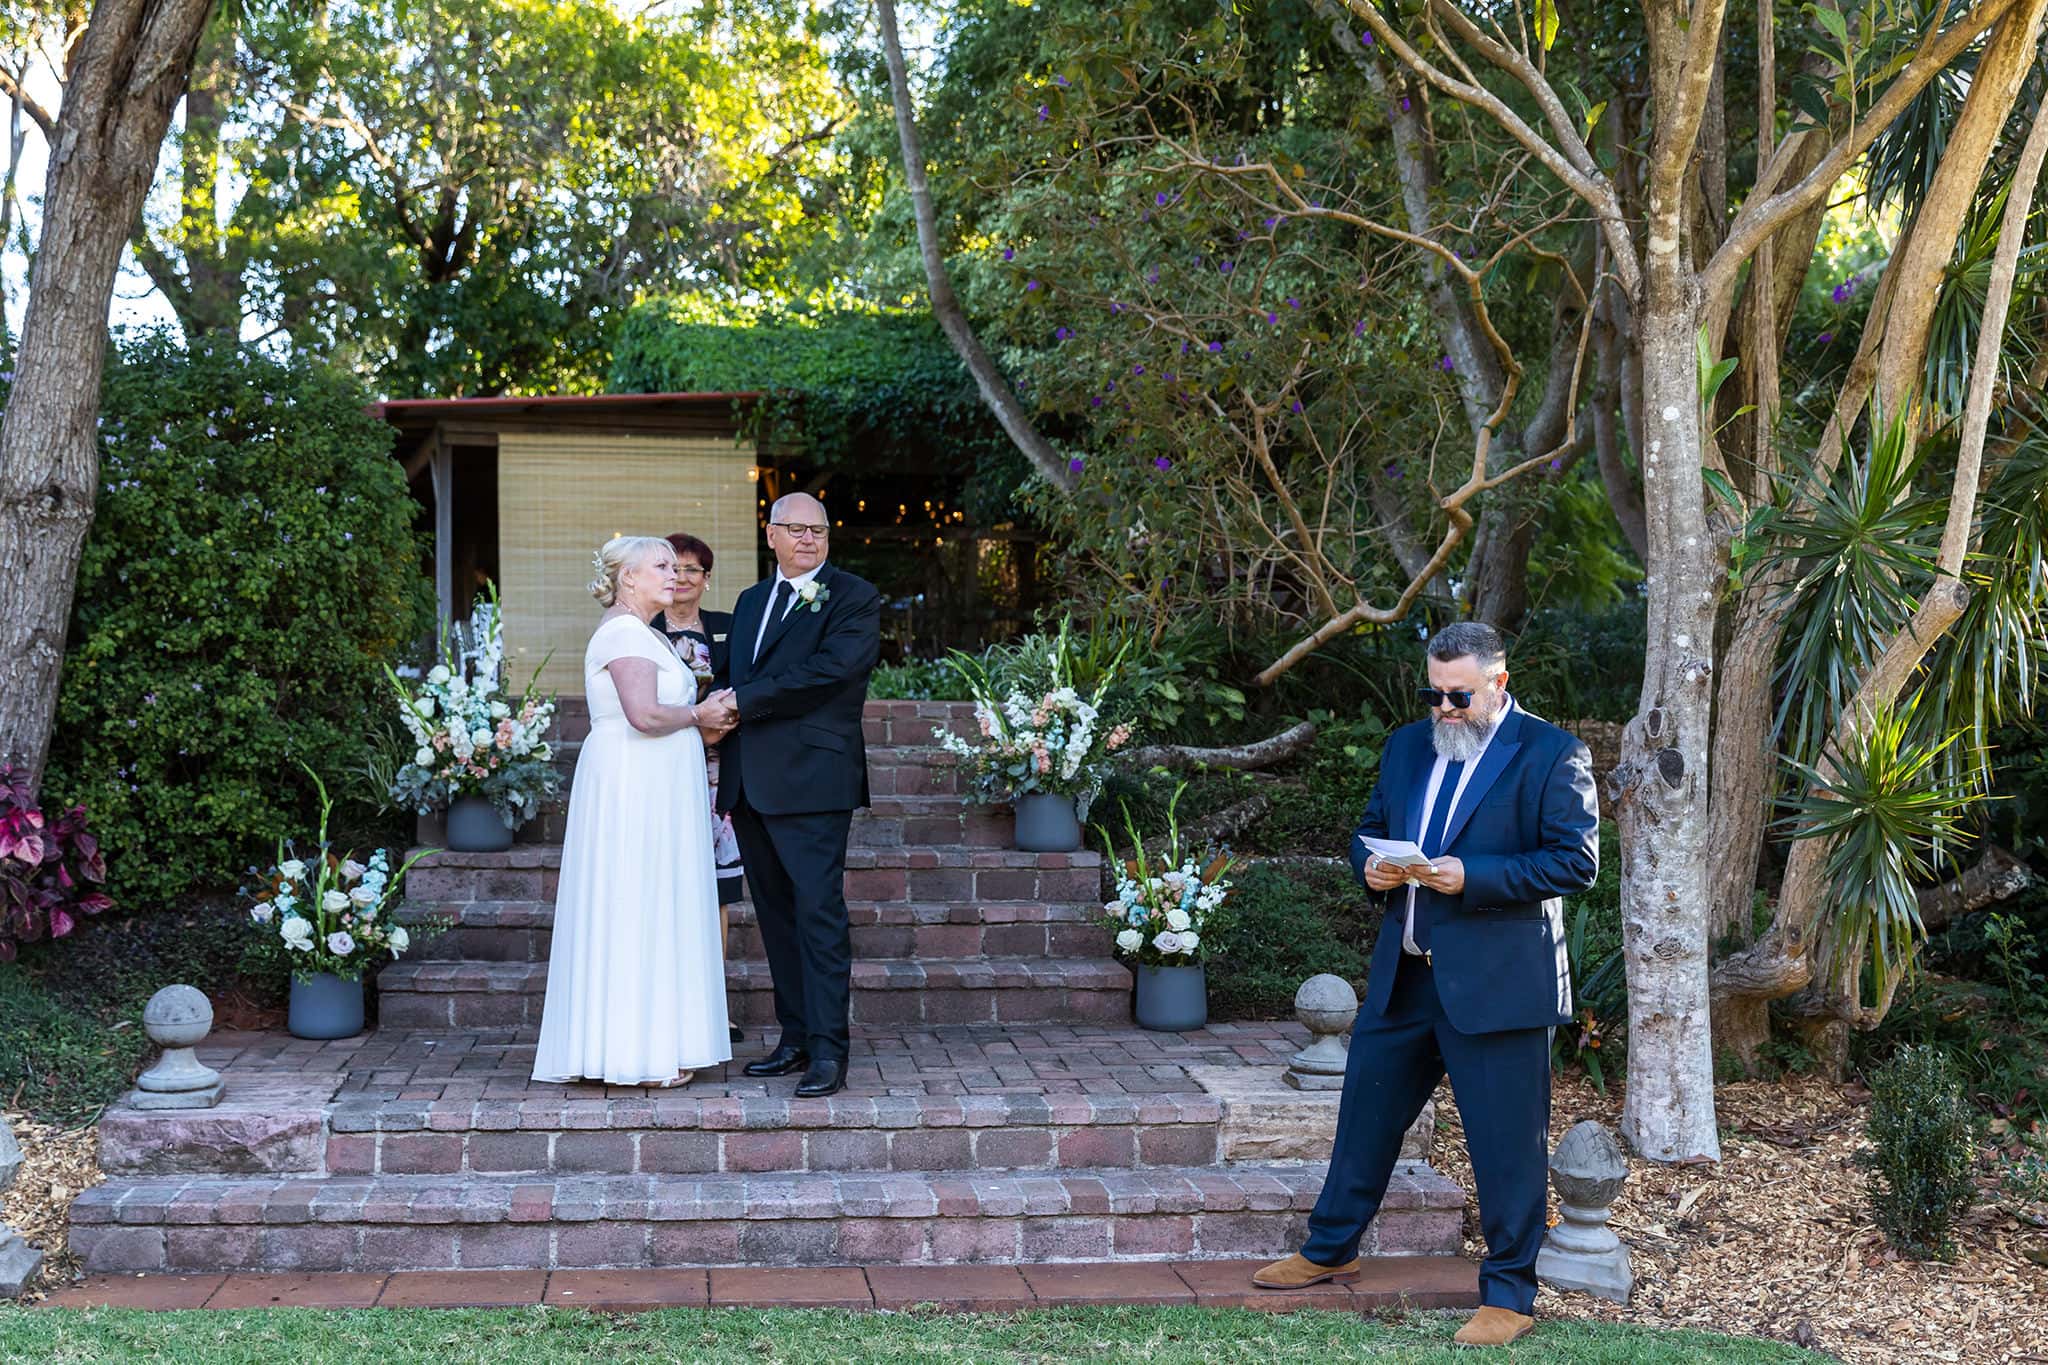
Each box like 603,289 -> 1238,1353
1249,1252 -> 1362,1289
1453,1306 -> 1536,1347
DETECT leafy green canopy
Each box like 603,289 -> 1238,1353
39,336 -> 432,908
611,300 -> 1026,517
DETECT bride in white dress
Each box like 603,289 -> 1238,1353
532,535 -> 732,1087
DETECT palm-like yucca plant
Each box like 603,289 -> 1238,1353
1922,185 -> 2048,419
1778,694 -> 1982,1011
1764,411 -> 1944,766
1919,429 -> 2048,795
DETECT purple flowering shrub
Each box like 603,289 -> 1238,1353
0,765 -> 113,961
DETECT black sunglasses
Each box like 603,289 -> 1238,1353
1417,687 -> 1478,710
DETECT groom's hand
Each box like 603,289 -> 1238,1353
697,690 -> 739,730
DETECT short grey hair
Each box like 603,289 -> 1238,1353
770,491 -> 825,521
1426,621 -> 1506,673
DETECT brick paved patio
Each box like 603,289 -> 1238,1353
73,700 -> 1470,1280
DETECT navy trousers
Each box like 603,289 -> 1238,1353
1300,953 -> 1552,1313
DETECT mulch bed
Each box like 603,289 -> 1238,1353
3,1110 -> 97,1292
1431,1073 -> 2048,1364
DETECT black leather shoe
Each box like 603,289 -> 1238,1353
793,1058 -> 846,1098
729,1024 -> 745,1044
743,1044 -> 809,1078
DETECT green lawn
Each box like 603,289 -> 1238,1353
0,1305 -> 1816,1363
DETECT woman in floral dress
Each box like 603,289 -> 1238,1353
651,531 -> 745,1043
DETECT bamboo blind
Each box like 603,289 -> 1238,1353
497,432 -> 760,695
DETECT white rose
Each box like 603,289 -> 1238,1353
341,858 -> 367,881
413,747 -> 434,766
491,702 -> 511,719
1179,932 -> 1200,954
1115,929 -> 1142,953
326,931 -> 356,956
1104,901 -> 1124,916
280,917 -> 313,950
470,728 -> 492,748
428,664 -> 451,684
321,890 -> 350,913
1153,930 -> 1181,954
1165,909 -> 1192,932
418,697 -> 436,718
388,926 -> 410,955
349,886 -> 377,908
278,859 -> 306,881
249,904 -> 274,925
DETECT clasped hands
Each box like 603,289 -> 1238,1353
697,688 -> 739,742
1364,853 -> 1465,896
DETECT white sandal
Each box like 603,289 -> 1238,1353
653,1070 -> 696,1089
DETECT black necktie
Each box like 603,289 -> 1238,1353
1414,759 -> 1465,954
757,580 -> 794,660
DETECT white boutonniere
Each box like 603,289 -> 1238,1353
795,580 -> 829,613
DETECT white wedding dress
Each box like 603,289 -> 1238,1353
532,613 -> 731,1083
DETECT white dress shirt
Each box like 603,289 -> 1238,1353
752,563 -> 825,661
1394,694 -> 1514,955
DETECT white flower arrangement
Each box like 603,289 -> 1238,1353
1096,785 -> 1232,967
934,618 -> 1136,817
794,580 -> 829,613
245,768 -> 440,982
388,583 -> 560,830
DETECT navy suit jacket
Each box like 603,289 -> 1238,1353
716,561 -> 881,816
1351,704 -> 1598,1034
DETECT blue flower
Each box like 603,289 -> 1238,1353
1068,457 -> 1085,474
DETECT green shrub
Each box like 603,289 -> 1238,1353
869,658 -> 971,701
1258,704 -> 1387,858
0,898 -> 270,1122
1206,860 -> 1377,1020
41,336 -> 432,909
1857,1044 -> 1982,1260
1554,822 -> 1626,1086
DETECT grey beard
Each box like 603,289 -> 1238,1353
1430,707 -> 1499,762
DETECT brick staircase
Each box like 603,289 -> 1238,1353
72,700 -> 1469,1282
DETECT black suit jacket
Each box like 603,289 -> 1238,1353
716,562 -> 880,816
1350,704 -> 1598,1034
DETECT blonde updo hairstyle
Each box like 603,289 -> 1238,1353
589,535 -> 673,608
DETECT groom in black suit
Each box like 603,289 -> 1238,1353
697,492 -> 880,1098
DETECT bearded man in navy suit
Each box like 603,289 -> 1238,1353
1253,621 -> 1598,1349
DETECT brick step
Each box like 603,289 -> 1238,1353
321,1090 -> 1222,1178
508,795 -> 1016,851
402,845 -> 1101,907
550,698 -> 980,747
376,957 -> 1134,1030
69,1162 -> 1464,1272
401,899 -> 1104,964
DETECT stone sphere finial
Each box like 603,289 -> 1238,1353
143,984 -> 214,1049
1284,974 -> 1358,1090
131,984 -> 223,1109
1536,1119 -> 1633,1303
1294,973 -> 1358,1035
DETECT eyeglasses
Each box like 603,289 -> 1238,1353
675,565 -> 708,579
1417,687 -> 1479,710
770,521 -> 830,541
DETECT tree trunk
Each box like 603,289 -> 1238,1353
1616,294 -> 1723,1162
874,0 -> 1074,494
1615,3 -> 1724,1165
0,0 -> 216,783
1466,503 -> 1538,629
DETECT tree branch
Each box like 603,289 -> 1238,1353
1339,0 -> 1640,300
0,68 -> 55,140
1700,0 -> 2023,305
1126,721 -> 1319,773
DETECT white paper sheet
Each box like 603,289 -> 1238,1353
1355,835 -> 1436,870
